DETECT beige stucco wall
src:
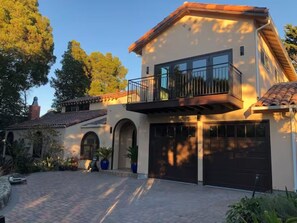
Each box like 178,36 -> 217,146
258,34 -> 288,97
107,104 -> 148,175
5,128 -> 65,158
264,112 -> 296,191
63,116 -> 111,159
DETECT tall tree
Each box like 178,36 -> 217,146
283,24 -> 297,70
88,52 -> 128,96
0,0 -> 55,129
51,40 -> 90,110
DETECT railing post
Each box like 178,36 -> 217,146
228,64 -> 233,96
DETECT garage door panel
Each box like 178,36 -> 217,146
203,121 -> 272,191
205,171 -> 271,191
149,123 -> 197,183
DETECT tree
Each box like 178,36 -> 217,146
51,40 -> 90,110
88,52 -> 128,96
283,24 -> 297,70
0,0 -> 55,129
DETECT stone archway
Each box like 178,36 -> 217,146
112,119 -> 137,170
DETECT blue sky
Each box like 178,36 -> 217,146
33,0 -> 297,115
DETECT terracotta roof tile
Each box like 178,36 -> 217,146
61,91 -> 127,106
7,109 -> 107,130
255,82 -> 297,107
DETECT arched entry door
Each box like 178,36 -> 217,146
80,132 -> 99,160
112,119 -> 137,170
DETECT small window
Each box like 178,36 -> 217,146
167,126 -> 175,138
218,125 -> 225,137
155,126 -> 167,137
246,124 -> 255,137
78,104 -> 89,111
209,126 -> 217,138
260,49 -> 270,72
256,123 -> 266,137
188,126 -> 196,137
226,125 -> 235,137
66,105 -> 77,112
237,125 -> 245,137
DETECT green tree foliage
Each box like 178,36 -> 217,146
51,40 -> 90,110
283,24 -> 297,70
88,52 -> 128,96
51,41 -> 128,109
0,0 -> 55,129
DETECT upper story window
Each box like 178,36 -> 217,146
260,49 -> 270,72
65,103 -> 90,112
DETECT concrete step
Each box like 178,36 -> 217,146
100,169 -> 137,178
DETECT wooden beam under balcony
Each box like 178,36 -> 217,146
126,93 -> 243,115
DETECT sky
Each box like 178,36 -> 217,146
32,0 -> 297,115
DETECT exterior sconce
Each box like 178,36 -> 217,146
146,66 -> 149,74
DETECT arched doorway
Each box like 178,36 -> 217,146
5,132 -> 14,156
112,119 -> 137,170
80,132 -> 99,160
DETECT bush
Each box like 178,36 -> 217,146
226,191 -> 297,223
9,139 -> 34,174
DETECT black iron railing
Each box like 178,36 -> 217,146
127,63 -> 242,104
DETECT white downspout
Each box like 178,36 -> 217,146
289,107 -> 297,192
255,19 -> 270,99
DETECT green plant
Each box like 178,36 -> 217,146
126,145 -> 138,164
226,196 -> 262,223
226,191 -> 297,223
97,147 -> 112,160
8,139 -> 34,174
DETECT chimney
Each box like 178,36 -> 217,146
28,96 -> 40,120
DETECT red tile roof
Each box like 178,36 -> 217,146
7,109 -> 107,130
255,82 -> 297,107
61,91 -> 128,106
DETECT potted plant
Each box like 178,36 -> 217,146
126,145 -> 138,173
97,147 -> 112,170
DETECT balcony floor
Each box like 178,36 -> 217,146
126,93 -> 243,115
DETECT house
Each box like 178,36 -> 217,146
120,2 -> 297,192
5,2 -> 297,192
4,92 -> 128,169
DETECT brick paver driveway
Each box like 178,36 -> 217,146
0,171 -> 249,223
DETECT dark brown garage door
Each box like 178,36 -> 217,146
203,121 -> 272,192
149,123 -> 197,183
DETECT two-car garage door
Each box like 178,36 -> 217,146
148,121 -> 272,191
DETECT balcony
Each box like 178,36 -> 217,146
126,63 -> 243,115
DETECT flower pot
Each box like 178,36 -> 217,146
131,163 -> 137,173
100,159 -> 109,170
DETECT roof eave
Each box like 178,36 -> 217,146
128,3 -> 269,55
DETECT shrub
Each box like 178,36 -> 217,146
226,191 -> 297,223
8,139 -> 35,174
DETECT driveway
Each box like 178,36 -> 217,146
0,171 -> 248,223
